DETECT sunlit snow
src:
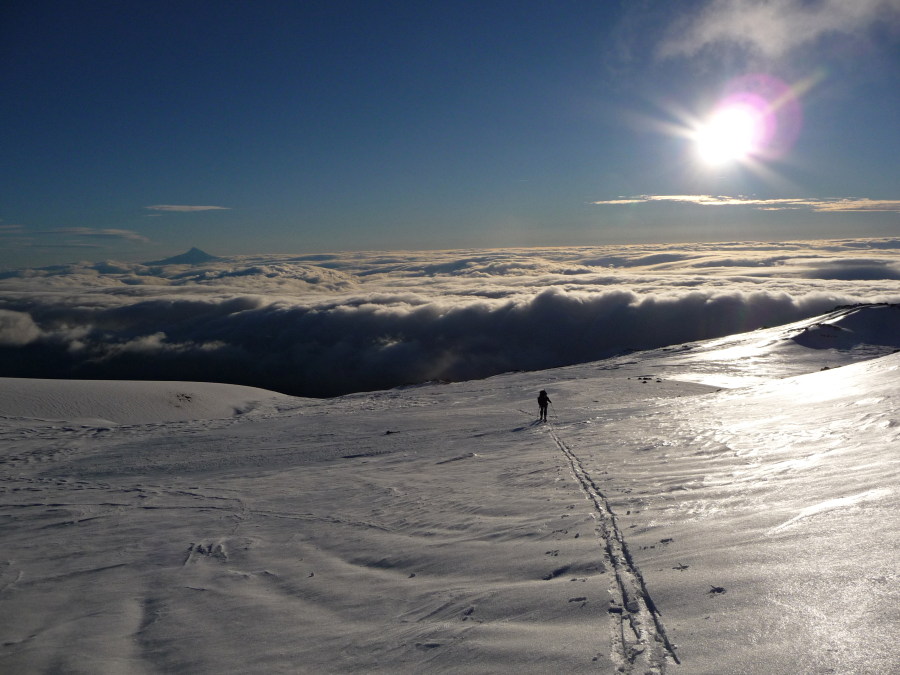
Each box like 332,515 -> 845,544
1,304 -> 898,673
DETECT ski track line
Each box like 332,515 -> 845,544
548,424 -> 680,673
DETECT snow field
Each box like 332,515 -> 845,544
1,304 -> 898,673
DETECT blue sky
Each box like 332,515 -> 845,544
2,1 -> 899,268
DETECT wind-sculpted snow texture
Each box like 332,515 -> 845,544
2,239 -> 900,396
1,304 -> 899,673
550,426 -> 680,670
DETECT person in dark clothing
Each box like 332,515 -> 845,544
537,390 -> 551,421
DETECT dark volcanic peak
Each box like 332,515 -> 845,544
147,247 -> 221,266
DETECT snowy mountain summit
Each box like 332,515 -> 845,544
1,304 -> 898,673
791,302 -> 900,351
146,246 -> 221,266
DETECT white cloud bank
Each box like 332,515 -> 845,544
1,240 -> 899,397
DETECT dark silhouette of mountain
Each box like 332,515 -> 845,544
146,247 -> 221,265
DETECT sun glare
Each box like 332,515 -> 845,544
684,73 -> 812,170
694,104 -> 762,165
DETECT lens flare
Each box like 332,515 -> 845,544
692,74 -> 805,168
695,104 -> 764,164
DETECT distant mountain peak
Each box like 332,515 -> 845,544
147,247 -> 221,265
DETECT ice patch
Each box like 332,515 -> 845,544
769,488 -> 892,534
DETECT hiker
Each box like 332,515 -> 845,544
537,390 -> 551,421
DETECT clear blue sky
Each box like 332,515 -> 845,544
2,1 -> 899,268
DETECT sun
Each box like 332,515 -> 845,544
663,73 -> 813,174
694,104 -> 764,165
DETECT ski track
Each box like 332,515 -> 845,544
548,424 -> 680,673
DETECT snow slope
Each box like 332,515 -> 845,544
0,304 -> 897,674
0,378 -> 294,425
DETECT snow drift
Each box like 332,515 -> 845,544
0,378 -> 292,425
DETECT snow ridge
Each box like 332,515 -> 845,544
549,425 -> 680,672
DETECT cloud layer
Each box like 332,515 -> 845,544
42,228 -> 151,242
659,0 -> 900,59
1,240 -> 899,397
145,205 -> 231,212
592,195 -> 900,212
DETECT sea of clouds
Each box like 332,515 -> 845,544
2,239 -> 900,397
